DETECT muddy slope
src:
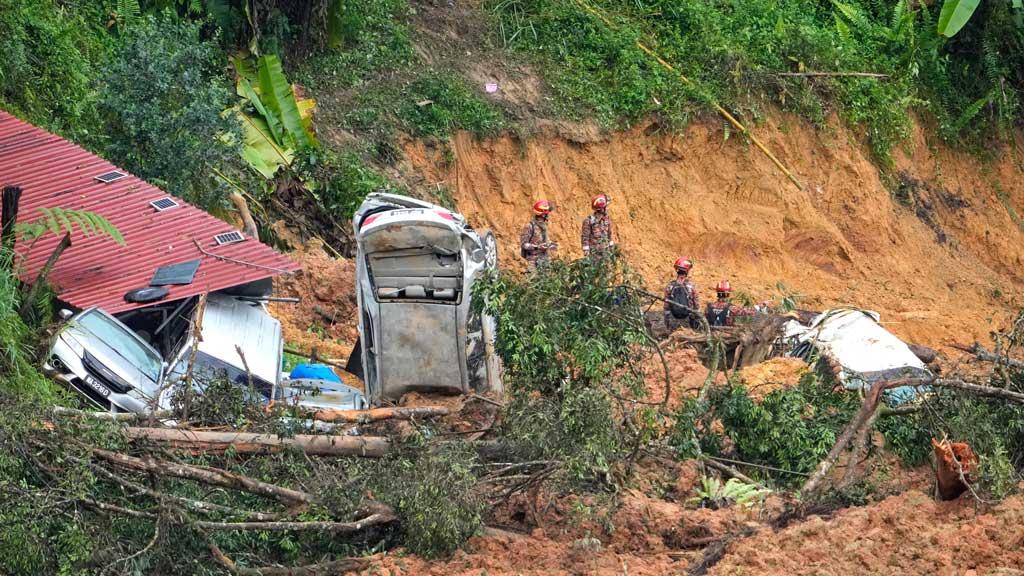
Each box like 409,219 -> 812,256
709,490 -> 1024,575
404,115 -> 1024,348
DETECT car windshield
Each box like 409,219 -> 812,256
77,311 -> 162,382
169,351 -> 274,401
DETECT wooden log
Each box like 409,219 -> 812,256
19,232 -> 70,317
311,406 -> 450,423
907,343 -> 938,364
122,428 -> 391,457
90,446 -> 317,505
1,185 -> 21,263
51,406 -> 173,421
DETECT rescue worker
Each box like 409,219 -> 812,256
520,199 -> 557,271
705,280 -> 753,327
663,257 -> 700,331
581,194 -> 614,257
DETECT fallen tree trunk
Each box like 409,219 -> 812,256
907,343 -> 939,365
932,378 -> 1024,403
207,539 -> 373,576
122,428 -> 390,457
311,406 -> 449,423
52,406 -> 174,421
801,377 -> 927,498
89,446 -> 317,506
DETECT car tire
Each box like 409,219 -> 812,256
483,231 -> 498,270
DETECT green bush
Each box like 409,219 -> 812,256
98,14 -> 240,208
294,147 -> 394,218
477,254 -> 656,483
0,0 -> 109,140
298,0 -> 415,91
397,74 -> 507,138
672,371 -> 860,486
490,0 -> 1024,159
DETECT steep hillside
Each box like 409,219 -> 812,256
403,114 -> 1024,348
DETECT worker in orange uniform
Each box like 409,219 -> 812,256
581,194 -> 614,257
520,199 -> 557,271
663,257 -> 700,331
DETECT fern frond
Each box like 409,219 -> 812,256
14,208 -> 125,246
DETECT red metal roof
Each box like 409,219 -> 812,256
0,111 -> 299,313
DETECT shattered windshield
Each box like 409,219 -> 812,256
77,311 -> 162,382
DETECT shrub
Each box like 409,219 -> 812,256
98,14 -> 240,208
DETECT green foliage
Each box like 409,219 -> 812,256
299,0 -> 414,91
0,0 -> 109,140
15,207 -> 125,246
98,14 -> 240,208
688,476 -> 770,509
367,442 -> 484,557
938,0 -> 982,37
294,147 -> 393,218
398,74 -> 507,138
231,54 -> 318,178
490,0 -> 1024,159
477,254 -> 658,483
674,371 -> 860,486
880,382 -> 1024,498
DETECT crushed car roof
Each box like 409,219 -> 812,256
0,111 -> 299,312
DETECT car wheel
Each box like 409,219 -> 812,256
483,231 -> 498,270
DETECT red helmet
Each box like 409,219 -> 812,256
592,194 -> 609,210
716,280 -> 732,294
673,257 -> 693,273
532,199 -> 553,216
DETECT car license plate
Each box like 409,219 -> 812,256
82,375 -> 111,398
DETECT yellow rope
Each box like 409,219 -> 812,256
572,0 -> 805,191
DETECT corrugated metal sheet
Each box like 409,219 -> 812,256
0,111 -> 300,313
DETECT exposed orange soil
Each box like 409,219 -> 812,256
740,356 -> 810,400
403,114 -> 1024,350
709,490 -> 1024,575
269,240 -> 359,360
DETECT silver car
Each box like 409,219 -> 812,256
44,308 -> 168,413
349,192 -> 502,403
47,294 -> 366,414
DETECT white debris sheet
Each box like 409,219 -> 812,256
786,308 -> 930,402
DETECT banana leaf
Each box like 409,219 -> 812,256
256,54 -> 316,149
231,105 -> 295,179
937,0 -> 981,37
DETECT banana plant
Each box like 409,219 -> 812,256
227,53 -> 317,179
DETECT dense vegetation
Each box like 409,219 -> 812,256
491,0 -> 1024,161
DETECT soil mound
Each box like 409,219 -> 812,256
740,356 -> 810,400
270,240 -> 359,360
709,490 -> 1024,575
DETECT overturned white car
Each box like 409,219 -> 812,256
348,193 -> 502,403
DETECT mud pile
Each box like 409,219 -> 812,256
404,115 -> 1024,349
709,490 -> 1024,575
270,240 -> 359,360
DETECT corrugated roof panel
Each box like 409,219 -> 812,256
0,111 -> 300,313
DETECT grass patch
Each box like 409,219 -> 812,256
488,0 -> 1024,163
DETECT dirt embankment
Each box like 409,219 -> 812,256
710,490 -> 1024,575
403,115 -> 1024,349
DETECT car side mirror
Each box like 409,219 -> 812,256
58,309 -> 74,321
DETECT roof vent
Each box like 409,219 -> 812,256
94,170 -> 127,184
213,231 -> 245,246
150,197 -> 179,212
